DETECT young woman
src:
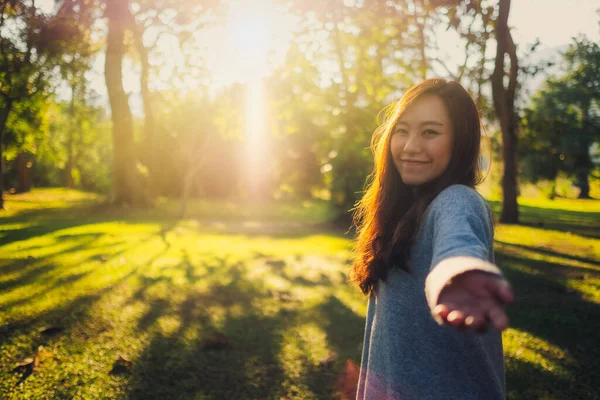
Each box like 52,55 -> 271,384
351,79 -> 514,400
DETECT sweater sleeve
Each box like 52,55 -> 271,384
424,185 -> 503,312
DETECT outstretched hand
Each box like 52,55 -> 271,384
433,270 -> 514,333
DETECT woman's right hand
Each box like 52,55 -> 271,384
433,270 -> 514,333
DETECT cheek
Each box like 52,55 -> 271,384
432,138 -> 453,166
389,135 -> 401,157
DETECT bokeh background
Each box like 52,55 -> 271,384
0,1 -> 599,399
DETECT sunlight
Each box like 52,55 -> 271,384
244,79 -> 269,198
215,0 -> 293,198
211,0 -> 295,85
224,4 -> 270,80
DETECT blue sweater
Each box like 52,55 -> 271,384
356,184 -> 505,400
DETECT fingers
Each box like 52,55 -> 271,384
433,305 -> 468,330
486,278 -> 514,305
434,304 -> 498,333
465,315 -> 487,333
447,310 -> 465,325
433,304 -> 450,325
487,307 -> 510,331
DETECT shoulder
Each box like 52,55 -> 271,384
428,184 -> 491,220
431,184 -> 486,208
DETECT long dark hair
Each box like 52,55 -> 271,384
350,78 -> 485,295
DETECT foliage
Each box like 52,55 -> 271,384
520,37 -> 600,198
0,0 -> 98,206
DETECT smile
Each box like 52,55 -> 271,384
401,160 -> 429,165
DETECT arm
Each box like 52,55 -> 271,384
424,186 -> 513,332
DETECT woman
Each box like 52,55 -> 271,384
351,79 -> 514,399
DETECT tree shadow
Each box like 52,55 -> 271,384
0,259 -> 56,292
504,356 -> 575,400
495,248 -> 600,398
488,200 -> 600,239
125,256 -> 287,399
495,241 -> 599,269
291,295 -> 364,399
0,234 -> 154,315
1,199 -> 359,398
0,202 -> 102,245
0,265 -> 141,391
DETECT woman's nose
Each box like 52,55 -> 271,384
403,134 -> 421,153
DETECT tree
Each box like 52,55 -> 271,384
104,0 -> 218,206
519,80 -> 578,197
520,37 -> 600,198
56,1 -> 97,188
128,0 -> 218,196
491,0 -> 519,222
562,37 -> 600,198
104,0 -> 150,206
0,0 -> 88,208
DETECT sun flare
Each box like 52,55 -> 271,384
214,0 -> 294,85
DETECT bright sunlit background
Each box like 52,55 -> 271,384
2,1 -> 600,399
36,0 -> 600,115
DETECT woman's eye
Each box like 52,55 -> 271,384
423,129 -> 438,136
394,129 -> 408,135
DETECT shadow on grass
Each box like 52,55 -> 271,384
0,200 -> 359,398
496,241 -> 599,269
302,295 -> 364,399
125,257 -> 288,400
0,201 -> 102,245
496,246 -> 600,399
0,264 -> 142,395
0,233 -> 156,315
504,357 -> 576,400
488,200 -> 600,239
119,253 -> 363,399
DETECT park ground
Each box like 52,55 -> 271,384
0,189 -> 599,399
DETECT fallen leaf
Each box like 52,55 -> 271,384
14,358 -> 34,369
36,345 -> 52,361
13,344 -> 50,373
39,326 -> 63,336
110,354 -> 133,375
201,332 -> 231,350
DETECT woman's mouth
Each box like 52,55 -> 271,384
401,160 -> 429,165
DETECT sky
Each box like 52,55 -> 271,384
510,0 -> 599,50
36,0 -> 600,112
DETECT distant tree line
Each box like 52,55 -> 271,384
1,0 -> 598,222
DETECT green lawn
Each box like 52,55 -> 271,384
1,189 -> 599,399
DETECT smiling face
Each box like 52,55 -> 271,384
389,94 -> 454,187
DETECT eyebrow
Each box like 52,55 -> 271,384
395,120 -> 445,128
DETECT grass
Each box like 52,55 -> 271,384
1,188 -> 599,399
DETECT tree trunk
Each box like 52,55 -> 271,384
16,152 -> 31,193
65,83 -> 76,188
0,99 -> 13,210
575,168 -> 590,199
491,0 -> 519,224
131,14 -> 156,194
576,103 -> 592,199
0,140 -> 4,210
574,138 -> 592,199
105,0 -> 148,207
